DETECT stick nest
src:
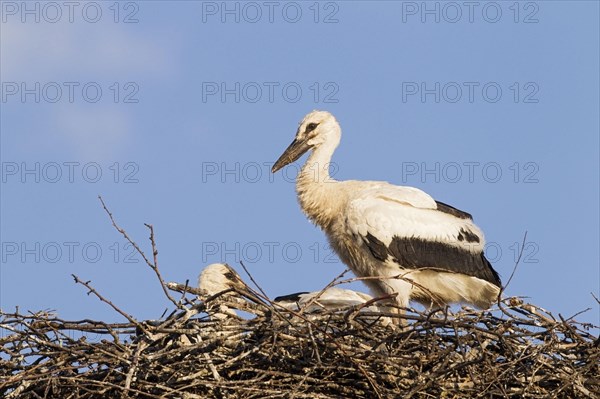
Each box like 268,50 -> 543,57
2,199 -> 598,398
1,287 -> 598,399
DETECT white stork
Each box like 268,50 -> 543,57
271,111 -> 502,312
274,288 -> 382,311
198,263 -> 390,322
275,288 -> 392,325
274,288 -> 375,311
198,263 -> 249,298
198,263 -> 252,319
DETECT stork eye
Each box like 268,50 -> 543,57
306,123 -> 319,133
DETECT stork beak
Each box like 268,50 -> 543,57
271,137 -> 312,173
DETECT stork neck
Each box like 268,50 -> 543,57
296,141 -> 342,229
300,142 -> 336,184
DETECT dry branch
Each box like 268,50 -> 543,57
2,203 -> 597,398
1,289 -> 598,398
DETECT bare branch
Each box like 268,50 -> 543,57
71,274 -> 145,334
98,196 -> 181,309
501,231 -> 528,297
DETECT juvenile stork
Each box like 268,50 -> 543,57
271,111 -> 501,312
198,264 -> 389,321
198,263 -> 255,319
275,288 -> 379,312
198,263 -> 249,298
275,288 -> 392,325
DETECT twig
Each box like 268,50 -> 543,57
123,341 -> 147,397
239,261 -> 271,301
98,196 -> 181,309
296,269 -> 350,316
501,231 -> 528,297
71,274 -> 146,335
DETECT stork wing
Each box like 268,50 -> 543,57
305,288 -> 374,306
275,288 -> 375,311
345,185 -> 500,286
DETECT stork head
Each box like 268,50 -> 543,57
197,263 -> 245,298
271,110 -> 341,173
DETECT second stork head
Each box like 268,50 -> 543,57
271,110 -> 341,173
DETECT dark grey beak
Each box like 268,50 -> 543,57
271,137 -> 312,173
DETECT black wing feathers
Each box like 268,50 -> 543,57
274,292 -> 310,303
435,200 -> 473,220
363,234 -> 501,287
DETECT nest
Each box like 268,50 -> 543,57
1,280 -> 599,399
2,199 -> 598,398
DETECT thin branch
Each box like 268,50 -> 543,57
296,269 -> 350,317
98,195 -> 181,309
71,274 -> 146,334
239,261 -> 271,301
501,231 -> 528,298
144,223 -> 181,308
123,341 -> 147,397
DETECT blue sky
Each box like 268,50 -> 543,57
1,1 -> 598,327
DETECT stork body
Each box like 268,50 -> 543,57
198,263 -> 388,320
271,111 -> 501,310
275,288 -> 392,325
275,287 -> 376,311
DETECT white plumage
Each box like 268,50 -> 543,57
347,185 -> 483,251
198,263 -> 390,322
198,263 -> 250,319
274,287 -> 375,311
198,262 -> 247,298
275,288 -> 392,325
271,111 -> 501,312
